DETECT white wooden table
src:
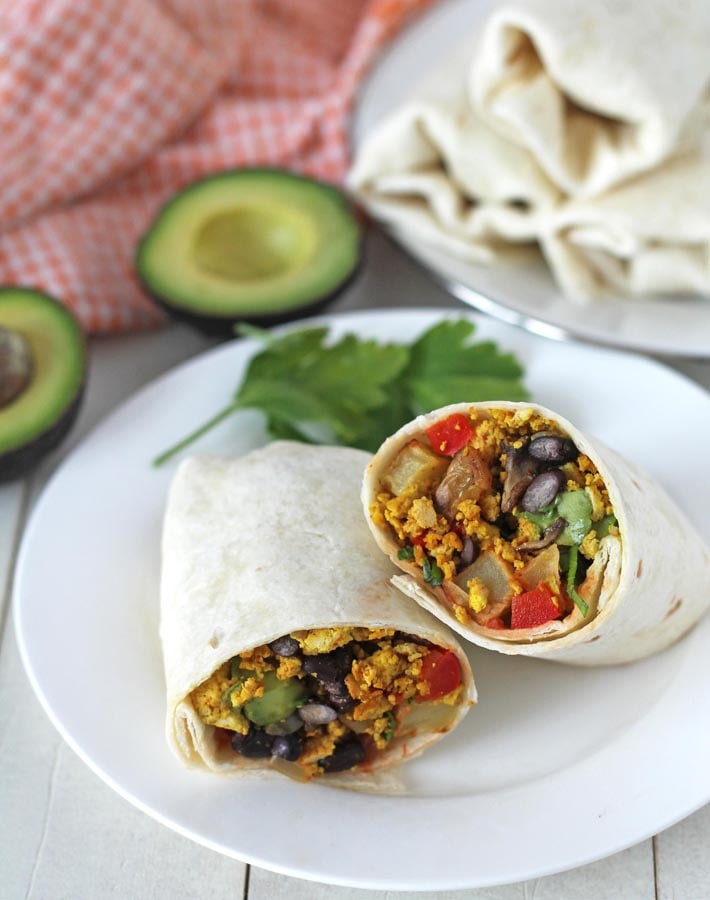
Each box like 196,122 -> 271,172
2,231 -> 709,900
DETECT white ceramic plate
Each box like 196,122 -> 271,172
14,309 -> 710,891
352,0 -> 710,358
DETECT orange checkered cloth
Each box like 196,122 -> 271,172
0,0 -> 431,334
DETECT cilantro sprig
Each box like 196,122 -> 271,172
397,546 -> 415,561
422,556 -> 444,588
565,546 -> 589,617
153,319 -> 529,466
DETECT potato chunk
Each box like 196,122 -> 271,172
383,440 -> 448,497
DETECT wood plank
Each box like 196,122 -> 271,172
247,839 -> 655,900
655,805 -> 710,900
0,612 -> 248,900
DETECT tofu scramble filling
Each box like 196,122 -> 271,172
371,408 -> 621,632
190,627 -> 464,777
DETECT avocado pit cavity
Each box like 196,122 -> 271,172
193,206 -> 313,282
0,326 -> 34,409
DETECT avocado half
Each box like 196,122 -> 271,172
0,288 -> 86,482
136,169 -> 363,336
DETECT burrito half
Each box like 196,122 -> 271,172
161,442 -> 475,786
363,402 -> 710,665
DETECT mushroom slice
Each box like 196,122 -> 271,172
516,517 -> 566,552
501,443 -> 540,513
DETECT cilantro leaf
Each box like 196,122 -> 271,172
234,328 -> 409,444
422,556 -> 444,587
152,318 -> 531,467
404,320 -> 529,413
565,545 -> 589,617
397,546 -> 415,560
382,710 -> 397,742
346,378 -> 410,452
265,417 -> 317,444
153,327 -> 408,465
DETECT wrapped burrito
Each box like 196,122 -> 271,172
363,402 -> 710,665
347,37 -> 559,266
161,442 -> 475,786
541,154 -> 710,300
470,0 -> 710,197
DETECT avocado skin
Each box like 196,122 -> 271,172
0,384 -> 85,482
0,287 -> 87,482
143,252 -> 363,338
135,168 -> 364,337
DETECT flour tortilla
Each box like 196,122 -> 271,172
161,442 -> 475,789
470,0 -> 710,197
540,154 -> 710,300
347,35 -> 560,266
363,402 -> 710,665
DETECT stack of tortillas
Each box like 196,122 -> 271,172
348,0 -> 710,300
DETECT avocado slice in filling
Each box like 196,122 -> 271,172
0,288 -> 86,481
190,629 -> 463,777
136,169 -> 362,336
375,409 -> 621,635
240,672 -> 309,726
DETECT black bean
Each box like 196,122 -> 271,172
357,641 -> 381,656
235,728 -> 274,758
298,702 -> 338,727
302,646 -> 354,682
323,680 -> 356,713
230,731 -> 248,752
271,733 -> 304,762
520,469 -> 566,511
319,739 -> 366,773
394,631 -> 433,648
528,434 -> 577,465
459,537 -> 478,568
268,635 -> 300,657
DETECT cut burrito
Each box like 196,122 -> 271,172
161,442 -> 475,786
363,402 -> 710,665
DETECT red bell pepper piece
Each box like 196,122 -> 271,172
417,649 -> 462,702
510,584 -> 564,630
425,413 -> 473,456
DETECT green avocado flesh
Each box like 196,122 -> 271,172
243,672 -> 309,726
136,169 -> 361,318
0,288 -> 85,458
